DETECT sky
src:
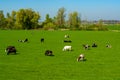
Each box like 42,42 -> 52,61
0,0 -> 120,21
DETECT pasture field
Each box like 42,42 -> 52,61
0,30 -> 120,80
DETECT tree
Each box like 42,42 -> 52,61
5,11 -> 16,29
68,11 -> 81,29
68,13 -> 72,28
43,22 -> 56,30
44,14 -> 52,23
98,19 -> 103,27
16,8 -> 40,29
43,14 -> 56,30
0,10 -> 5,29
56,7 -> 66,28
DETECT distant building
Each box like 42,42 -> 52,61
81,20 -> 120,24
102,20 -> 120,24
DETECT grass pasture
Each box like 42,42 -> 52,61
0,30 -> 120,80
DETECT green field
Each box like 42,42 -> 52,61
0,30 -> 120,80
106,24 -> 120,30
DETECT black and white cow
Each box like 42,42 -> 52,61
64,34 -> 69,38
106,44 -> 112,48
77,54 -> 85,62
45,50 -> 53,56
5,46 -> 17,55
92,43 -> 97,47
18,38 -> 28,43
83,44 -> 90,50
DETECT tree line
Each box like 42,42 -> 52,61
0,7 -> 107,30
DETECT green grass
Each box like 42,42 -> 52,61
0,30 -> 120,80
106,24 -> 120,30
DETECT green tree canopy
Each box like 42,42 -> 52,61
56,7 -> 66,28
16,8 -> 40,29
68,11 -> 81,29
0,10 -> 6,29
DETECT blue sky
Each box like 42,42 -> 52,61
0,0 -> 120,21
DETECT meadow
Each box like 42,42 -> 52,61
0,30 -> 120,80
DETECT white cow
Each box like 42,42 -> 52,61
63,46 -> 72,51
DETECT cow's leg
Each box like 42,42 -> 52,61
7,52 -> 9,55
14,51 -> 16,54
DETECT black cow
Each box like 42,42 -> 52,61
45,50 -> 53,56
5,46 -> 17,55
83,44 -> 90,50
64,40 -> 72,43
41,38 -> 44,43
24,38 -> 28,42
92,43 -> 97,47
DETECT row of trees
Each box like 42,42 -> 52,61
0,9 -> 40,29
0,7 -> 107,30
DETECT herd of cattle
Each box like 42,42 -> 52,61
5,34 -> 112,62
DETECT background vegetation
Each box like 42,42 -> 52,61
0,7 -> 115,30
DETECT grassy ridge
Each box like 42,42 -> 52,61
0,30 -> 120,80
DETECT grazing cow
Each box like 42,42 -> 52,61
106,44 -> 112,48
63,46 -> 72,51
64,40 -> 72,43
24,38 -> 28,42
5,46 -> 16,55
18,38 -> 28,43
45,50 -> 53,56
83,44 -> 90,50
18,40 -> 23,42
64,34 -> 69,38
92,43 -> 97,47
41,38 -> 44,43
77,54 -> 85,61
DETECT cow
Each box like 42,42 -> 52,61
24,38 -> 28,42
45,50 -> 53,56
18,38 -> 28,43
64,34 -> 69,38
41,38 -> 44,43
5,46 -> 17,55
77,54 -> 85,62
83,44 -> 90,50
106,44 -> 112,48
92,43 -> 97,47
64,40 -> 72,43
18,40 -> 23,42
63,46 -> 72,51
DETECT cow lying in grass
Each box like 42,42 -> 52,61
18,38 -> 28,43
45,50 -> 54,56
63,46 -> 72,51
5,46 -> 17,55
77,54 -> 85,62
